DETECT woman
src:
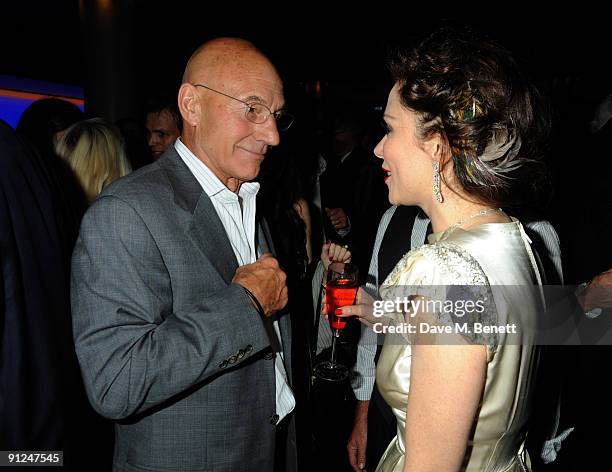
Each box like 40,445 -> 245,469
55,118 -> 131,203
342,28 -> 549,471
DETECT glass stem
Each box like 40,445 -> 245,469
330,330 -> 340,367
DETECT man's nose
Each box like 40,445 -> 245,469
256,118 -> 280,147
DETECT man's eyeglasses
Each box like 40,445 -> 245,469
192,83 -> 294,131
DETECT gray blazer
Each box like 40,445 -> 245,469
71,147 -> 295,472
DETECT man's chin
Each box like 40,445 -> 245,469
242,171 -> 260,183
243,161 -> 264,181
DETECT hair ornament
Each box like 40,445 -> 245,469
478,128 -> 524,175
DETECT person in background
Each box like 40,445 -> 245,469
55,118 -> 132,203
16,97 -> 87,249
316,111 -> 389,285
145,96 -> 182,160
1,119 -> 111,470
555,88 -> 612,471
17,97 -> 84,157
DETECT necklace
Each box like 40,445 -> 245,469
451,208 -> 504,228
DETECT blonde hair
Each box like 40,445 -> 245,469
55,118 -> 131,202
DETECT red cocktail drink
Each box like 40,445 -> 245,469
326,278 -> 358,331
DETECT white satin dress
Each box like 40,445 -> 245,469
375,219 -> 544,472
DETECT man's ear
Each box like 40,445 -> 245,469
178,83 -> 200,127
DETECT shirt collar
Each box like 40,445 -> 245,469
174,138 -> 260,200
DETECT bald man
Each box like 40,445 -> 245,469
71,39 -> 297,472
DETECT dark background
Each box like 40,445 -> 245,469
1,1 -> 610,120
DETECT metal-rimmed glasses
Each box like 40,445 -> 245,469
192,83 -> 294,131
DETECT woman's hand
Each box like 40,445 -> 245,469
321,241 -> 352,271
334,287 -> 379,327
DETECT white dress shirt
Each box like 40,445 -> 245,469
175,139 -> 295,421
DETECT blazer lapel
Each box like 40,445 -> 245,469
189,196 -> 238,284
158,148 -> 238,284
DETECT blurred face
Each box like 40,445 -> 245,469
192,63 -> 283,191
332,130 -> 357,156
374,83 -> 433,206
146,110 -> 181,160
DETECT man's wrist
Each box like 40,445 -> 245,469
241,285 -> 265,317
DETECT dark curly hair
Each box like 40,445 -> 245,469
389,27 -> 550,208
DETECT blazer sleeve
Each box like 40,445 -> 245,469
71,195 -> 271,420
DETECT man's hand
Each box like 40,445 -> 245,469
578,267 -> 612,312
347,400 -> 369,471
233,253 -> 288,317
325,207 -> 349,231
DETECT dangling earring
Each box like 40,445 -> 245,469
433,161 -> 443,203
